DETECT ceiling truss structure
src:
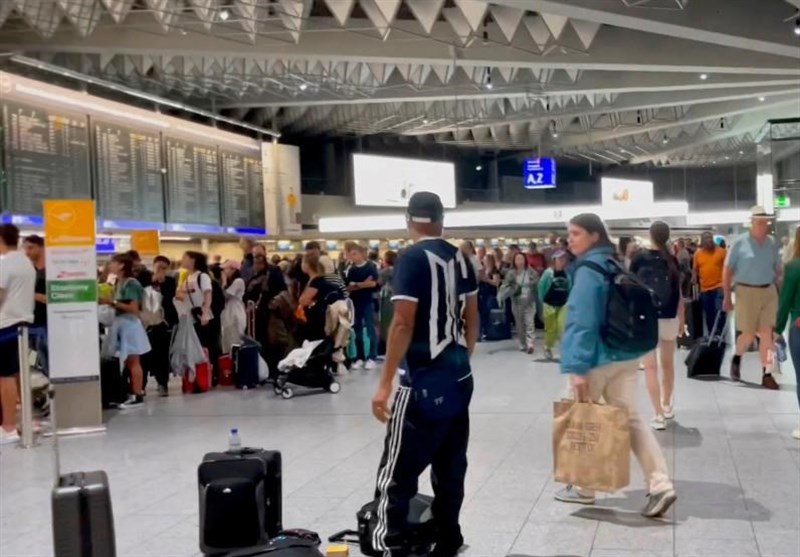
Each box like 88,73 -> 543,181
1,0 -> 799,167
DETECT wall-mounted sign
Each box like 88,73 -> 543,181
523,158 -> 556,189
131,230 -> 160,256
775,195 -> 791,208
601,178 -> 654,210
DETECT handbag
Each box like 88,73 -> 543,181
553,399 -> 631,492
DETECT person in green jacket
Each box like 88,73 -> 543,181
537,250 -> 572,360
776,225 -> 800,440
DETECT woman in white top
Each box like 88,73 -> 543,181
220,260 -> 247,353
176,251 -> 219,373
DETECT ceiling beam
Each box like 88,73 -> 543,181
404,85 -> 800,135
555,94 -> 800,148
490,0 -> 800,58
627,106 -> 800,164
3,13 -> 799,75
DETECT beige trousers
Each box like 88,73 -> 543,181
579,360 -> 673,496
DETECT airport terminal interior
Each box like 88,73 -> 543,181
0,1 -> 799,556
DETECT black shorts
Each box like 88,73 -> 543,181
0,324 -> 23,377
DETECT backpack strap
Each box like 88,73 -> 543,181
576,259 -> 614,279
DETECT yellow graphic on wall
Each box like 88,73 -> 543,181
131,230 -> 160,256
43,199 -> 95,247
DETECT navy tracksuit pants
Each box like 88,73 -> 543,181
371,375 -> 473,556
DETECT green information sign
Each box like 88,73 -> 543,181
47,280 -> 98,304
775,195 -> 791,208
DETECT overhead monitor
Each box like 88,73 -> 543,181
523,158 -> 556,189
353,154 -> 456,208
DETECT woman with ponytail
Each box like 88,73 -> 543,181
631,221 -> 684,430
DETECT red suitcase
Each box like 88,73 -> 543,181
183,348 -> 211,394
218,355 -> 234,386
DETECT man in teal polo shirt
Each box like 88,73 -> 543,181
723,206 -> 783,389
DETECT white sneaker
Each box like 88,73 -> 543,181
662,405 -> 674,420
792,429 -> 800,440
364,360 -> 377,370
0,428 -> 20,446
650,415 -> 666,431
351,360 -> 365,370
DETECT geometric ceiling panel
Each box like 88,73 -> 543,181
1,0 -> 799,166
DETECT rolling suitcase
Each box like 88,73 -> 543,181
233,338 -> 261,389
485,308 -> 511,341
198,448 -> 282,554
686,311 -> 727,378
51,389 -> 117,557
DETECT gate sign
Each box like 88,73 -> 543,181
523,158 -> 556,189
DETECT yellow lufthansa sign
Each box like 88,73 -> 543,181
131,231 -> 160,256
43,200 -> 95,247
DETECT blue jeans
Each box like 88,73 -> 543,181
353,302 -> 378,361
789,324 -> 800,409
700,288 -> 725,335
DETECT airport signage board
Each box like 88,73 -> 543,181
523,158 -> 557,189
43,199 -> 100,381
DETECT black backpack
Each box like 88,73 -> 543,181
543,272 -> 570,307
578,258 -> 659,354
634,252 -> 675,318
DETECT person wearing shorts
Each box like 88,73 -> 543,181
631,222 -> 683,430
0,224 -> 36,445
724,207 -> 782,389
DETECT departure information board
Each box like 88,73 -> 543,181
1,101 -> 91,214
220,150 -> 264,229
165,138 -> 220,225
94,121 -> 165,223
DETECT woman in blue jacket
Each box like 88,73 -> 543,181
555,213 -> 677,519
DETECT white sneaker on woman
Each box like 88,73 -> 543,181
792,429 -> 800,440
650,415 -> 666,431
0,428 -> 20,445
351,360 -> 364,370
662,405 -> 674,420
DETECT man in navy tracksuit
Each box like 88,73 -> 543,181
371,192 -> 479,557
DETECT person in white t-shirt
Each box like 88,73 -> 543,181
0,224 -> 36,445
176,251 -> 220,382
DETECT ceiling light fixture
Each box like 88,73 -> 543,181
299,83 -> 308,91
485,82 -> 493,90
794,19 -> 800,35
739,150 -> 744,155
662,135 -> 669,144
475,165 -> 483,171
758,96 -> 766,102
551,121 -> 558,138
422,118 -> 429,124
699,73 -> 708,80
219,8 -> 230,21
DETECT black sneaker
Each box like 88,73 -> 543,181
431,533 -> 464,557
119,394 -> 144,409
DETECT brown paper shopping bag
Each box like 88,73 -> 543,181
552,400 -> 631,493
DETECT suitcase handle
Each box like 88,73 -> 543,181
328,529 -> 359,543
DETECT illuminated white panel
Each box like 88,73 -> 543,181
601,178 -> 654,209
353,154 -> 456,208
686,211 -> 750,226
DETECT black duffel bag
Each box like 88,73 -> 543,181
227,530 -> 323,557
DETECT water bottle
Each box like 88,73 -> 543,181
228,428 -> 242,453
775,336 -> 787,363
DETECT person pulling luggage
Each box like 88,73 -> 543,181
370,192 -> 479,557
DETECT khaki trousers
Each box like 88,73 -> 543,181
577,360 -> 673,496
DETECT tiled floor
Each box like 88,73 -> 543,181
1,340 -> 798,557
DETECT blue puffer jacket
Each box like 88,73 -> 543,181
560,246 -> 645,376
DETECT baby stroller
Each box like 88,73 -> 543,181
274,338 -> 341,399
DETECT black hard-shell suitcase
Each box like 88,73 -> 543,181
485,308 -> 511,341
198,448 -> 282,554
233,338 -> 261,389
686,311 -> 727,379
50,390 -> 117,557
100,357 -> 127,408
